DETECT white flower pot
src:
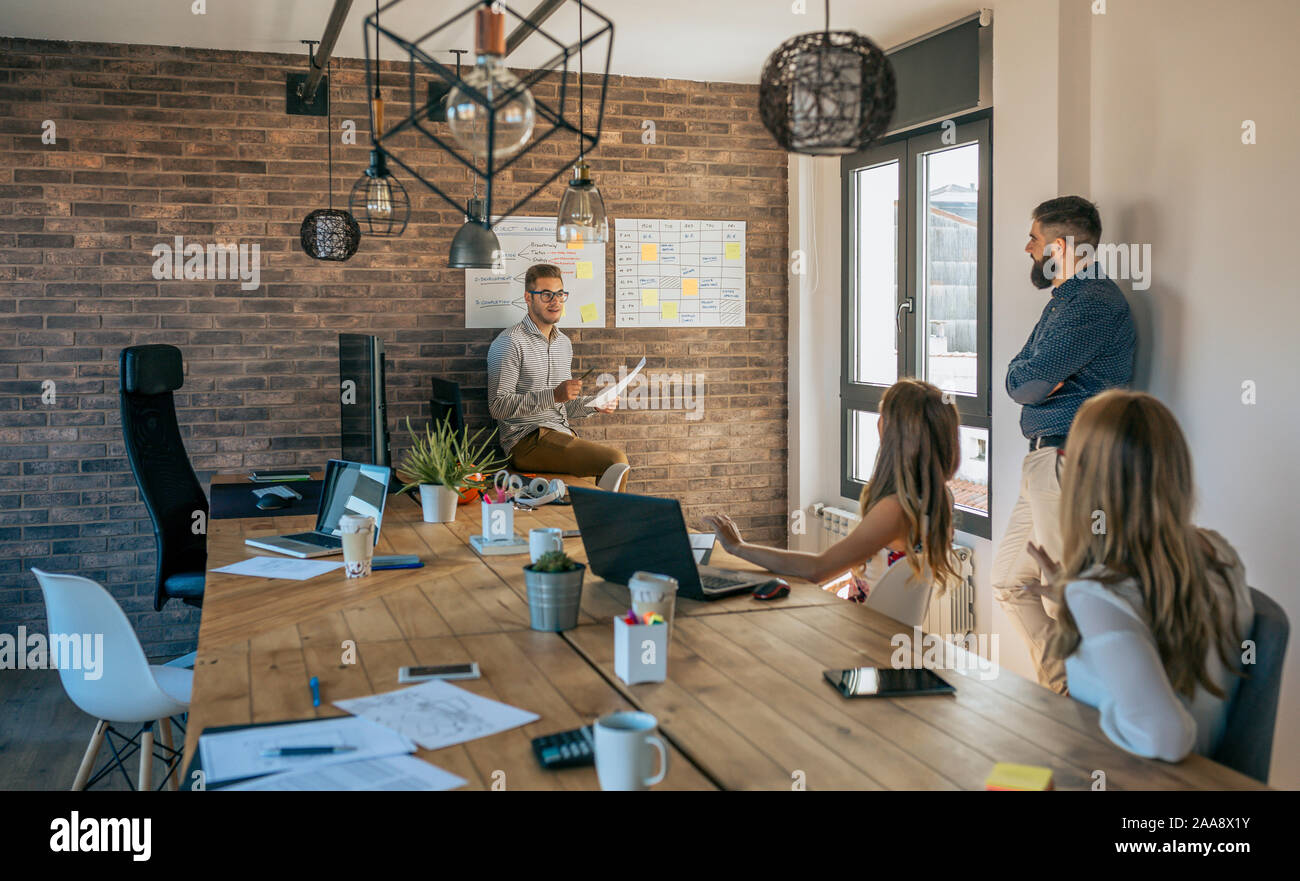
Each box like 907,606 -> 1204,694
419,484 -> 459,523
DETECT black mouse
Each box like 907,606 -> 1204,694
256,494 -> 290,511
752,578 -> 790,601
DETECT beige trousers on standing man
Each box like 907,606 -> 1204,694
992,446 -> 1068,694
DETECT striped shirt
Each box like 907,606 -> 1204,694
1006,270 -> 1136,439
486,315 -> 596,454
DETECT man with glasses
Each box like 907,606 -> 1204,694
486,263 -> 628,480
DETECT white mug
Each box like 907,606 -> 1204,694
529,527 -> 564,563
593,711 -> 668,791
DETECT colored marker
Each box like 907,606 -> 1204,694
308,676 -> 320,707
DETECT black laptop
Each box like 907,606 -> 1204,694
569,487 -> 768,600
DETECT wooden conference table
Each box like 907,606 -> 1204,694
184,473 -> 1266,791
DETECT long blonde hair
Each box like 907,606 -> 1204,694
1047,390 -> 1240,699
860,379 -> 962,592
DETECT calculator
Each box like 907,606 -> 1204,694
531,726 -> 595,769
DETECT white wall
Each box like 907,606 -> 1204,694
789,0 -> 1300,787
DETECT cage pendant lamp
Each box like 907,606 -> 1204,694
349,1 -> 410,237
361,0 -> 614,231
758,0 -> 896,155
300,61 -> 360,261
556,1 -> 607,244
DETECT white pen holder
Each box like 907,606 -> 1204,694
614,617 -> 668,685
481,499 -> 515,541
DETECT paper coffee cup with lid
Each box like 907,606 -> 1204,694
629,571 -> 678,639
338,513 -> 376,578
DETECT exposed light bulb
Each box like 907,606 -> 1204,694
556,161 -> 608,243
367,178 -> 394,219
446,8 -> 535,162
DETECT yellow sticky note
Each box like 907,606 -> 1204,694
641,243 -> 658,261
682,278 -> 699,296
641,289 -> 658,307
579,302 -> 598,323
661,301 -> 678,320
567,238 -> 584,249
725,242 -> 741,260
576,261 -> 593,279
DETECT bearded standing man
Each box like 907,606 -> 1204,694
993,196 -> 1137,694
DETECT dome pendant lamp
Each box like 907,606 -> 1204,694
556,1 -> 607,244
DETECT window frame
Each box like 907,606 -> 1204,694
839,109 -> 993,539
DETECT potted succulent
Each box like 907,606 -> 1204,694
398,414 -> 506,523
523,550 -> 586,632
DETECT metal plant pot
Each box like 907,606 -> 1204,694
523,563 -> 586,632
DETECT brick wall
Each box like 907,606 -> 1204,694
0,37 -> 789,656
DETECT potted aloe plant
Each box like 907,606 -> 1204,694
398,414 -> 506,523
523,550 -> 586,631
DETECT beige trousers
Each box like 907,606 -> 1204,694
992,446 -> 1068,694
509,427 -> 628,479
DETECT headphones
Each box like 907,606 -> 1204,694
514,476 -> 566,508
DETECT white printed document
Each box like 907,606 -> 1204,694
590,357 -> 646,408
198,716 -> 415,785
223,755 -> 466,792
211,555 -> 344,581
334,679 -> 539,751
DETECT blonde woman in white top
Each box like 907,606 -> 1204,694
1029,390 -> 1252,761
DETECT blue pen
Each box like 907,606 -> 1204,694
309,676 -> 320,707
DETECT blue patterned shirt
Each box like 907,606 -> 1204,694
1006,271 -> 1137,440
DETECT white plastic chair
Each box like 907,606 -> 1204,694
32,569 -> 192,791
863,560 -> 935,628
597,463 -> 630,493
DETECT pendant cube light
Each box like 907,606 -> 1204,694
362,0 -> 614,230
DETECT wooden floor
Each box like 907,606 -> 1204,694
0,668 -> 183,791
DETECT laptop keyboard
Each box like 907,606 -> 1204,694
282,532 -> 341,549
700,572 -> 750,591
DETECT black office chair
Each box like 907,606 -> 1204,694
119,345 -> 208,610
431,377 -> 465,434
1213,587 -> 1290,782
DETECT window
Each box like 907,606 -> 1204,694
840,114 -> 992,538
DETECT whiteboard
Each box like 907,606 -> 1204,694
614,219 -> 746,327
463,216 -> 607,329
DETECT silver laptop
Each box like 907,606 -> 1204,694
245,460 -> 392,558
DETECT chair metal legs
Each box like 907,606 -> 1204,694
71,717 -> 185,791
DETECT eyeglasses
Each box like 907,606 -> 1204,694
527,289 -> 569,303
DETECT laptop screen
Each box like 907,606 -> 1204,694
316,460 -> 391,541
568,487 -> 704,596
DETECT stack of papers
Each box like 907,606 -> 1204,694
199,716 -> 416,785
199,680 -> 538,791
211,555 -> 343,581
335,679 -> 539,750
225,755 -> 465,792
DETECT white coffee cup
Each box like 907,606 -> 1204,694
593,711 -> 668,791
338,513 -> 375,578
529,527 -> 564,563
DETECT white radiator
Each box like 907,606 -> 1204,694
811,502 -> 975,637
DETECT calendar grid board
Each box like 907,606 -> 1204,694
464,216 -> 607,329
615,219 -> 746,327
